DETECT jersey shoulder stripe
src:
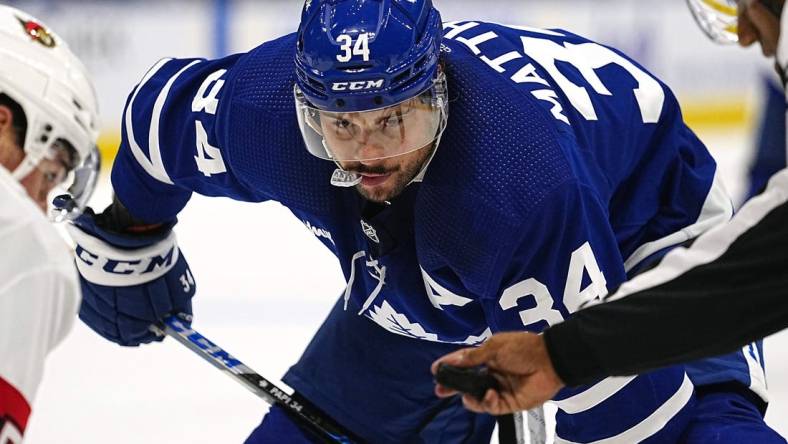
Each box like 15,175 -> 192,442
0,375 -> 31,436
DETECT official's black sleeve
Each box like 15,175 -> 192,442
543,170 -> 788,387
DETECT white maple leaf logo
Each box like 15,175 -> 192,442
421,268 -> 473,310
367,301 -> 491,346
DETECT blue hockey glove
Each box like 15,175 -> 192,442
59,197 -> 196,346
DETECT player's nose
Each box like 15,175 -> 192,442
355,138 -> 386,161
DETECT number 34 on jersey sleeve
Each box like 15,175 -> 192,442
111,55 -> 264,223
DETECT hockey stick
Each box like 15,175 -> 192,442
152,314 -> 360,444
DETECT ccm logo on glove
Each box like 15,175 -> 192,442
67,225 -> 180,286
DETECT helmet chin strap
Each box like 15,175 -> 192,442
10,151 -> 39,181
10,127 -> 53,182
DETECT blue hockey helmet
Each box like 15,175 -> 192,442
295,0 -> 443,112
294,0 -> 448,165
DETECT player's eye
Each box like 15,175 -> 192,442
333,118 -> 357,135
333,118 -> 352,129
380,112 -> 406,128
40,163 -> 67,188
44,171 -> 58,183
330,118 -> 357,140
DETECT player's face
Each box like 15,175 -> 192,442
0,116 -> 73,213
18,147 -> 72,212
319,97 -> 439,161
320,98 -> 438,202
338,141 -> 435,203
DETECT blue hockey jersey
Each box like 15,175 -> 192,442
110,22 -> 766,443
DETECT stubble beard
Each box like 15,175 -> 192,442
352,145 -> 435,203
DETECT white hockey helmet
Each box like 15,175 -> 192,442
0,5 -> 100,220
686,0 -> 739,44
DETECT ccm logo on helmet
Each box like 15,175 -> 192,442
331,79 -> 385,91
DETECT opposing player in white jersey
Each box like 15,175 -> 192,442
0,5 -> 100,441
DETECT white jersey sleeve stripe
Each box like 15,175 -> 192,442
553,375 -> 637,414
613,168 -> 788,302
623,169 -> 733,272
125,58 -> 201,186
555,374 -> 693,444
148,60 -> 202,184
125,57 -> 173,185
742,343 -> 769,402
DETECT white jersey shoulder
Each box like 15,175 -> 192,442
0,166 -> 79,404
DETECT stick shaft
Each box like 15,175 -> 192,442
160,316 -> 358,444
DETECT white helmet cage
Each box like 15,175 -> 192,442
0,5 -> 100,219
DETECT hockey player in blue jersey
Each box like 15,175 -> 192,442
62,0 -> 782,442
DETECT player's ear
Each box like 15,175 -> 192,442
0,105 -> 12,130
0,105 -> 25,171
0,105 -> 19,150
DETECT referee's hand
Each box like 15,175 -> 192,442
431,332 -> 565,415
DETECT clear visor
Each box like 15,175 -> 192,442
687,0 -> 740,44
47,142 -> 100,222
295,75 -> 448,162
12,139 -> 75,213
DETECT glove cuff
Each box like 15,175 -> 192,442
68,224 -> 181,287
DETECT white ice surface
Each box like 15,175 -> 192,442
23,128 -> 788,443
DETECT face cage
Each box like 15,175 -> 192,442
49,143 -> 100,222
687,0 -> 740,44
295,74 -> 449,163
